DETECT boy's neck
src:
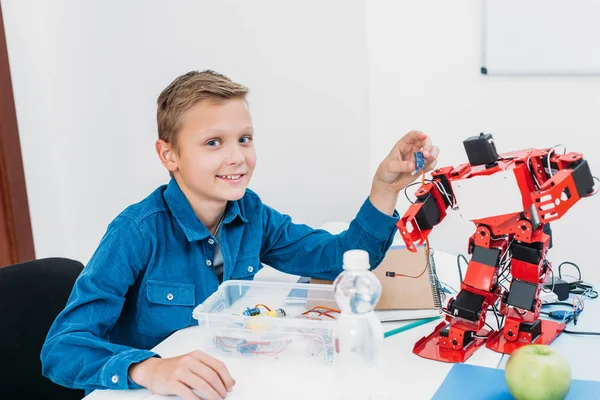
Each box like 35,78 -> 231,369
195,204 -> 227,235
176,179 -> 227,234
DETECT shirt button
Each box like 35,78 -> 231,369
208,238 -> 215,245
206,259 -> 212,266
166,293 -> 174,301
111,375 -> 119,384
247,266 -> 254,273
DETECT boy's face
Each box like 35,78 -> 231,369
167,98 -> 256,204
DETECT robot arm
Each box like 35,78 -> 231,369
397,167 -> 455,252
528,149 -> 595,223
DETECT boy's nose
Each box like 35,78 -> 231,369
225,145 -> 245,164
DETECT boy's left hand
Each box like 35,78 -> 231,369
369,130 -> 439,215
374,130 -> 439,192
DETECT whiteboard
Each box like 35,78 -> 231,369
482,0 -> 600,75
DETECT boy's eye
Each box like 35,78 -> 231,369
206,139 -> 221,147
239,136 -> 253,144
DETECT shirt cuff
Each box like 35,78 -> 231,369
101,349 -> 160,389
355,197 -> 400,242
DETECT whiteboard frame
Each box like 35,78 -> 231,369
481,0 -> 600,76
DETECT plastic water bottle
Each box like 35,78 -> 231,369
333,249 -> 385,400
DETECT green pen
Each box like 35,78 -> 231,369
383,316 -> 441,338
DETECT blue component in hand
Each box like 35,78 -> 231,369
414,151 -> 425,173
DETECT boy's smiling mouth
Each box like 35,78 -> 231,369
217,174 -> 245,182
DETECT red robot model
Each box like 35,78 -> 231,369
397,133 -> 596,363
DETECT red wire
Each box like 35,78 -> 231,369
395,237 -> 430,279
255,303 -> 272,312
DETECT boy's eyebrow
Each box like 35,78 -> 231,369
198,127 -> 254,136
198,128 -> 226,136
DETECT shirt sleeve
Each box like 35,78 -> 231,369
259,197 -> 399,280
41,215 -> 158,391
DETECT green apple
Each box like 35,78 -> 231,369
505,344 -> 572,400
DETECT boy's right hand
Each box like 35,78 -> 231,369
129,350 -> 235,400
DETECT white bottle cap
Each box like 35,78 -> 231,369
342,249 -> 370,271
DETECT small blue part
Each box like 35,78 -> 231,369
243,307 -> 260,316
414,151 -> 425,173
237,340 -> 260,354
547,309 -> 582,321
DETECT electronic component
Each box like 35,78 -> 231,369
543,277 -> 570,301
463,132 -> 498,167
244,307 -> 286,330
243,307 -> 261,316
215,336 -> 292,357
237,340 -> 260,354
264,308 -> 286,318
447,291 -> 485,322
518,320 -> 542,340
414,151 -> 425,173
414,192 -> 441,230
540,291 -> 558,304
505,279 -> 537,311
301,305 -> 341,320
546,309 -> 582,322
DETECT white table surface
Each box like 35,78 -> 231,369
83,249 -> 599,400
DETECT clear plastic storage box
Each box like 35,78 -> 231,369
192,280 -> 340,364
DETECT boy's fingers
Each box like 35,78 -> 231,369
191,362 -> 227,398
419,136 -> 433,154
388,159 -> 414,174
425,146 -> 440,160
396,133 -> 432,157
401,130 -> 428,145
192,351 -> 235,391
179,370 -> 222,400
175,383 -> 202,400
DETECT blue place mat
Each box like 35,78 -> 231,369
432,363 -> 600,400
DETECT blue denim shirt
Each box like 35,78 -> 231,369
41,178 -> 398,392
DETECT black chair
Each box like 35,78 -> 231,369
0,257 -> 85,399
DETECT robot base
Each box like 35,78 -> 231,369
486,319 -> 566,354
413,321 -> 491,363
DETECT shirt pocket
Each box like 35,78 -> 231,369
137,280 -> 196,338
231,255 -> 262,280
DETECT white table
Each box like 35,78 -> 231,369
84,250 -> 599,400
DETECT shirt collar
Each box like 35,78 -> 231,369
163,178 -> 248,242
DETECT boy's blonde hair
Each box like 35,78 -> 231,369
157,70 -> 248,151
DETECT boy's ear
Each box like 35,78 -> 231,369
155,139 -> 178,174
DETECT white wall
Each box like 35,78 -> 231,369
2,0 -> 371,264
367,1 -> 600,282
5,0 -> 599,284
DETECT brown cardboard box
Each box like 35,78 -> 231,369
311,245 -> 442,313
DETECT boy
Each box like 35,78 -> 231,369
41,70 -> 439,400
